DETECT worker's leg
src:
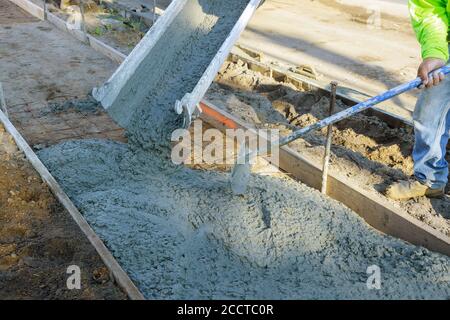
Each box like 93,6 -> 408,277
413,75 -> 450,189
386,75 -> 449,200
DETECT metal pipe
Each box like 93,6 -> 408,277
321,81 -> 337,194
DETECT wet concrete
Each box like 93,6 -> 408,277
39,139 -> 450,299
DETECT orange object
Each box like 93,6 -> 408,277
199,102 -> 239,129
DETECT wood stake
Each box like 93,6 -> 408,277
321,81 -> 337,194
79,0 -> 88,43
0,83 -> 8,118
43,0 -> 47,20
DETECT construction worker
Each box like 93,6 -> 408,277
387,0 -> 449,200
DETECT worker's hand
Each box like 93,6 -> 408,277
417,58 -> 446,89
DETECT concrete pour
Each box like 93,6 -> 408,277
105,0 -> 251,154
38,0 -> 450,299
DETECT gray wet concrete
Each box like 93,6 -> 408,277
39,139 -> 450,299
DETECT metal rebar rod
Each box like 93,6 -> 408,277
0,83 -> 9,118
321,81 -> 338,194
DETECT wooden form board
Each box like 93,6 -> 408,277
46,12 -> 127,64
8,0 -> 44,20
0,105 -> 143,299
199,101 -> 450,257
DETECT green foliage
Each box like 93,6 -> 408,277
91,26 -> 105,36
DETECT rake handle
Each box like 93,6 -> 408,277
274,65 -> 450,149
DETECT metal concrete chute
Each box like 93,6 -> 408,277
92,0 -> 187,127
93,0 -> 263,129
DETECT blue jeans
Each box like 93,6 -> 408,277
413,64 -> 450,189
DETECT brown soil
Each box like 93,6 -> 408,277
0,124 -> 127,299
208,59 -> 450,237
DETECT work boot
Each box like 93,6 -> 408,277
386,179 -> 445,200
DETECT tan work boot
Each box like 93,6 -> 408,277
386,180 -> 445,200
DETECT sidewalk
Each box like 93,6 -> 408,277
336,0 -> 409,20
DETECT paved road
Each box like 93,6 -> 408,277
379,0 -> 406,4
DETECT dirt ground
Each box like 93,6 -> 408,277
0,0 -> 38,23
0,1 -> 125,148
208,59 -> 450,237
0,124 -> 126,299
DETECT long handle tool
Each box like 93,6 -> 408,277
231,65 -> 450,195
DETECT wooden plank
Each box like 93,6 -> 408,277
199,101 -> 450,257
7,0 -> 44,20
88,35 -> 126,64
0,83 -> 8,117
0,108 -> 145,300
46,11 -> 127,64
